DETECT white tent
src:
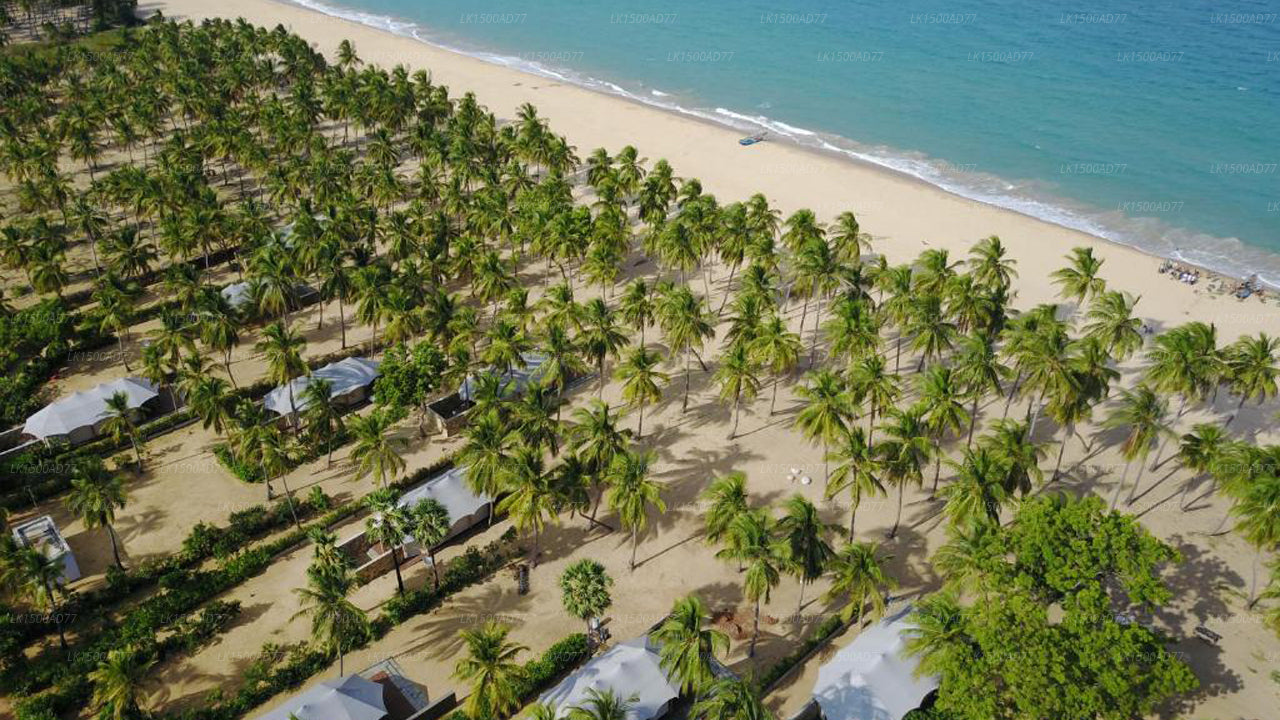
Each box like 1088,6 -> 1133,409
811,606 -> 938,720
264,357 -> 380,417
256,675 -> 386,720
459,352 -> 549,402
397,464 -> 492,539
539,637 -> 679,720
221,281 -> 252,310
23,377 -> 159,443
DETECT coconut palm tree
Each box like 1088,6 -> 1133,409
690,676 -> 776,720
101,391 -> 143,470
750,314 -> 802,416
498,445 -> 557,564
1223,332 -> 1279,424
715,342 -> 762,439
619,279 -> 656,346
702,471 -> 750,546
365,489 -> 411,595
1050,246 -> 1106,310
1103,385 -> 1171,508
1176,423 -> 1230,511
349,411 -> 406,489
967,235 -> 1018,292
616,346 -> 668,439
567,688 -> 636,720
559,558 -> 613,633
825,541 -> 896,624
657,284 -> 715,412
826,426 -> 885,540
794,370 -> 853,485
981,419 -> 1045,500
302,378 -> 344,467
1143,321 -> 1222,419
919,366 -> 971,494
65,459 -> 128,569
1082,290 -> 1144,362
716,509 -> 782,657
777,493 -> 836,615
15,546 -> 69,650
580,297 -> 630,399
189,374 -> 236,437
292,561 -> 368,676
453,622 -> 528,719
941,447 -> 1011,529
409,498 -> 451,590
606,448 -> 666,571
649,594 -> 729,696
539,321 -> 588,416
902,590 -> 971,679
255,320 -> 309,430
849,355 -> 900,445
877,405 -> 932,539
1232,474 -> 1280,608
88,645 -> 156,720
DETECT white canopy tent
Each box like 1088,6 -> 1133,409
256,675 -> 386,720
459,352 -> 549,402
397,465 -> 493,540
539,637 -> 679,720
221,281 -> 252,310
264,357 -> 380,417
23,377 -> 159,443
812,606 -> 938,720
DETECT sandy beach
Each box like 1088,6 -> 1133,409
2,3 -> 1277,720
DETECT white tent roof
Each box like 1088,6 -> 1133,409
460,352 -> 549,402
398,465 -> 493,535
264,357 -> 380,416
23,377 -> 159,439
812,606 -> 938,720
256,675 -> 386,720
539,637 -> 679,720
221,281 -> 252,310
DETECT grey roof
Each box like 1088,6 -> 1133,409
264,357 -> 380,416
23,377 -> 158,439
539,637 -> 679,720
397,465 -> 493,537
221,281 -> 252,310
459,352 -> 549,401
812,606 -> 939,720
256,675 -> 386,720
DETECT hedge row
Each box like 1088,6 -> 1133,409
759,613 -> 846,691
442,633 -> 595,720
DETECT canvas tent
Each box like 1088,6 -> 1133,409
397,465 -> 492,540
256,675 -> 386,720
539,636 -> 680,720
264,357 -> 380,418
811,606 -> 938,720
23,377 -> 159,444
459,352 -> 549,402
221,281 -> 252,310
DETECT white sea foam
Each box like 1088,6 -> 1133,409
280,0 -> 1280,288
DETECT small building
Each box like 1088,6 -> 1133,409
264,357 -> 380,421
539,636 -> 680,720
22,377 -> 159,446
810,606 -> 939,720
255,661 -> 444,720
12,515 -> 80,583
426,352 -> 551,437
220,281 -> 253,311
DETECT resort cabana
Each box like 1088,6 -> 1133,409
220,281 -> 253,311
256,675 -> 387,720
12,515 -> 80,584
539,637 -> 680,720
810,606 -> 938,720
397,464 -> 493,541
427,353 -> 552,437
22,377 -> 159,445
263,357 -> 380,420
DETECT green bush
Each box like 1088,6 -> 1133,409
759,613 -> 845,690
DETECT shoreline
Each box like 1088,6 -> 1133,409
145,0 -> 1280,339
257,0 -> 1280,291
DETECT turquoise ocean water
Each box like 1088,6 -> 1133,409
283,0 -> 1280,284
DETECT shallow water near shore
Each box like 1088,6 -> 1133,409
282,0 -> 1280,286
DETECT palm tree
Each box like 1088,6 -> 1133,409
702,471 -> 750,546
1143,322 -> 1222,419
101,391 -> 143,470
539,321 -> 588,415
619,279 -> 656,346
919,366 -> 971,494
849,355 -> 900,445
1050,246 -> 1106,310
616,346 -> 669,439
453,622 -> 528,719
952,335 -> 1009,448
902,590 -> 971,679
877,405 -> 932,539
88,645 -> 156,720
255,320 -> 309,430
941,448 -> 1011,529
1103,385 -> 1171,508
302,378 -> 344,467
777,493 -> 836,615
691,676 -> 776,720
1224,332 -> 1279,423
292,562 -> 368,675
717,509 -> 782,657
559,558 -> 613,633
649,594 -> 729,696
65,460 -> 128,568
1175,423 -> 1229,510
1232,474 -> 1280,607
826,426 -> 885,540
190,374 -> 236,437
750,314 -> 802,416
567,688 -> 637,720
606,449 -> 666,570
365,489 -> 411,595
15,546 -> 68,650
715,342 -> 762,439
349,411 -> 406,489
1082,290 -> 1144,362
498,445 -> 557,564
580,297 -> 630,399
410,498 -> 451,589
825,541 -> 896,624
657,284 -> 715,412
794,370 -> 853,485
981,419 -> 1045,499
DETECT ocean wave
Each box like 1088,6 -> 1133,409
280,0 -> 1280,289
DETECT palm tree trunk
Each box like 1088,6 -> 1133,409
716,264 -> 739,316
637,401 -> 646,440
750,598 -> 761,657
848,503 -> 858,541
890,485 -> 904,538
338,297 -> 348,349
280,473 -> 301,530
630,528 -> 638,571
1125,458 -> 1148,506
730,393 -> 741,439
1110,461 -> 1130,510
770,377 -> 780,415
966,396 -> 980,448
1050,425 -> 1071,482
107,523 -> 123,568
682,349 -> 692,413
1248,548 -> 1263,608
224,350 -> 238,388
1003,372 -> 1023,418
894,336 -> 902,375
430,549 -> 440,589
392,547 -> 405,595
808,294 -> 823,367
796,579 -> 806,617
598,357 -> 606,399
